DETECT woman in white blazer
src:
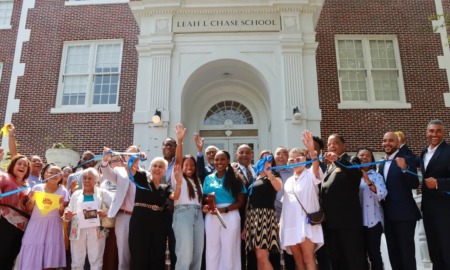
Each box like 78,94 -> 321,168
63,168 -> 108,270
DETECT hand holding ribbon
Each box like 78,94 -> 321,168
254,155 -> 273,177
127,154 -> 149,190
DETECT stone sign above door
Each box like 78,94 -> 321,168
173,13 -> 281,33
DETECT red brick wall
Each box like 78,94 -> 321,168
316,0 -> 450,154
10,1 -> 139,159
0,1 -> 22,130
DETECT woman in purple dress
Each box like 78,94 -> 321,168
19,163 -> 69,270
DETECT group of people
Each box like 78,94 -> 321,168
0,119 -> 449,270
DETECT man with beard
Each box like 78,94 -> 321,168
418,120 -> 450,270
321,134 -> 367,270
378,132 -> 420,270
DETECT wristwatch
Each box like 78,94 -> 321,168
368,181 -> 374,186
224,207 -> 229,213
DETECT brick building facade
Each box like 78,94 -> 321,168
0,0 -> 449,161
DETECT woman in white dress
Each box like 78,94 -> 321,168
280,130 -> 323,270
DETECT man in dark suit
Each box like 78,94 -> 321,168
231,144 -> 256,270
321,134 -> 367,270
419,120 -> 450,270
194,133 -> 218,183
378,132 -> 421,270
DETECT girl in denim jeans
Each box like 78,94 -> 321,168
170,123 -> 204,270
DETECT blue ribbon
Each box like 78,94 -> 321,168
333,159 -> 392,169
254,155 -> 273,176
127,154 -> 149,190
73,155 -> 104,169
0,185 -> 29,198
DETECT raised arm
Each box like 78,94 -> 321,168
303,130 -> 319,179
100,147 -> 119,184
174,123 -> 187,167
7,124 -> 18,157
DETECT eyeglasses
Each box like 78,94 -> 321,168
288,156 -> 306,164
109,159 -> 123,164
45,171 -> 61,175
206,151 -> 217,155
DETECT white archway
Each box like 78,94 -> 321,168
180,59 -> 271,156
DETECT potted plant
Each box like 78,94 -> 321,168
45,128 -> 80,167
45,143 -> 80,168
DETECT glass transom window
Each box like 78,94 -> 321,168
336,35 -> 409,109
204,101 -> 253,126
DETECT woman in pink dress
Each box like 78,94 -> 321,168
19,163 -> 70,270
0,155 -> 32,269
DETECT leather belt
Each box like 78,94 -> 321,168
118,209 -> 132,215
135,202 -> 164,211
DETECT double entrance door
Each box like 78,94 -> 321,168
203,138 -> 258,164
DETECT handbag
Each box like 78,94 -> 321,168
99,191 -> 115,228
293,192 -> 325,226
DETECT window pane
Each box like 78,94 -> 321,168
65,45 -> 90,74
0,1 -> 13,26
96,44 -> 121,73
204,101 -> 253,125
62,75 -> 88,105
340,70 -> 367,101
92,74 -> 119,105
372,70 -> 399,101
370,40 -> 397,69
337,40 -> 364,69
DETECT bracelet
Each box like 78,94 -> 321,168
368,181 -> 374,187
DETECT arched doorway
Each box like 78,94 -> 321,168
180,59 -> 271,159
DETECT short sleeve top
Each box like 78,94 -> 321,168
249,171 -> 280,209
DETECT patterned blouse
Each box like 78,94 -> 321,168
0,172 -> 30,231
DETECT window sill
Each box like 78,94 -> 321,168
337,102 -> 411,109
0,25 -> 12,30
65,0 -> 129,6
51,105 -> 121,114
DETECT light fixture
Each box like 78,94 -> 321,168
152,110 -> 161,124
293,106 -> 302,121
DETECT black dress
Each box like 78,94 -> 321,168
129,171 -> 169,270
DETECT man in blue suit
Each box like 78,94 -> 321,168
378,132 -> 421,270
419,120 -> 450,270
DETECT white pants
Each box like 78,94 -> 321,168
205,206 -> 241,270
70,227 -> 106,270
115,212 -> 131,270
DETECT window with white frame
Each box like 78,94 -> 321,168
52,40 -> 123,113
0,0 -> 13,28
335,35 -> 410,109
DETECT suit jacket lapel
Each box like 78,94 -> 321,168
425,141 -> 446,173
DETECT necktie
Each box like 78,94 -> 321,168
245,166 -> 254,182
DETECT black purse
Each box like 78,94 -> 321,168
293,192 -> 325,226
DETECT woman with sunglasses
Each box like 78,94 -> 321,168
242,150 -> 282,270
280,131 -> 323,270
